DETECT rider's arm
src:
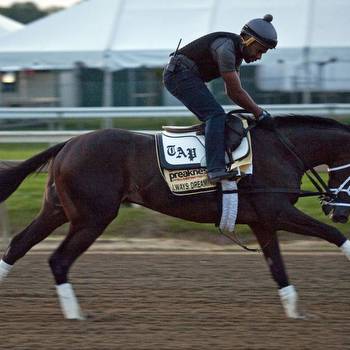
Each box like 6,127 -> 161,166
222,71 -> 262,119
211,38 -> 262,119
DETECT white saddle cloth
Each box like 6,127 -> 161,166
160,131 -> 251,169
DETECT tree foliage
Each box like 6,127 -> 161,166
0,2 -> 63,24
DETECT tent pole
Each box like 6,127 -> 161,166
101,0 -> 124,129
102,67 -> 113,128
302,0 -> 315,104
302,47 -> 311,104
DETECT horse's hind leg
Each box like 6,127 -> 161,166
49,217 -> 117,320
48,190 -> 120,320
0,204 -> 67,282
249,223 -> 303,319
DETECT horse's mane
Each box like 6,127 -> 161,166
274,115 -> 350,132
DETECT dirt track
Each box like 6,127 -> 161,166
0,251 -> 349,350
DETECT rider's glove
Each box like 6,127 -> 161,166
257,109 -> 271,121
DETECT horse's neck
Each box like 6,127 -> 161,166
286,125 -> 349,167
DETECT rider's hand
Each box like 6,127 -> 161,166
257,109 -> 271,121
257,110 -> 274,129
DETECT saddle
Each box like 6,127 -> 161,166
163,113 -> 247,154
155,113 -> 255,195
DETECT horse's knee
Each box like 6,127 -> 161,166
48,253 -> 70,285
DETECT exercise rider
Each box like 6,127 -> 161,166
163,14 -> 277,183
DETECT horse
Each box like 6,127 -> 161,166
0,115 -> 350,320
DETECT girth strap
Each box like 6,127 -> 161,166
230,187 -> 324,197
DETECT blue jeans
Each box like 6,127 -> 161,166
163,57 -> 227,172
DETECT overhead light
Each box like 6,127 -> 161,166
2,72 -> 16,84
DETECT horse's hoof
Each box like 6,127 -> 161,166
288,311 -> 307,320
84,312 -> 94,320
294,314 -> 307,320
66,317 -> 86,321
65,313 -> 88,321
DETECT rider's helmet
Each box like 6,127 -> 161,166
241,14 -> 278,49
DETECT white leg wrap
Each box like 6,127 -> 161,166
56,283 -> 85,320
0,260 -> 12,282
340,240 -> 350,261
219,180 -> 238,232
278,285 -> 301,319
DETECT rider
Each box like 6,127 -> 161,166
163,14 -> 277,183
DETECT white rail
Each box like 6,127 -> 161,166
0,103 -> 349,119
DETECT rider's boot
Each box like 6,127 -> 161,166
207,168 -> 239,183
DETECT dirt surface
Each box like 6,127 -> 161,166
0,249 -> 349,350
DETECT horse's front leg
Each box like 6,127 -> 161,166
276,205 -> 350,259
249,223 -> 303,319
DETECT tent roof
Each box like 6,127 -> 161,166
0,0 -> 348,70
0,14 -> 23,37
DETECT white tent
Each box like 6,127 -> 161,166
0,14 -> 23,38
0,0 -> 348,106
0,0 -> 348,70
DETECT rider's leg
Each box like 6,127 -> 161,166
163,65 -> 230,180
204,114 -> 227,172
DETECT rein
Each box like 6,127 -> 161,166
228,110 -> 333,199
272,124 -> 333,199
230,187 -> 325,197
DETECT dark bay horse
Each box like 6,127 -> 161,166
0,115 -> 350,320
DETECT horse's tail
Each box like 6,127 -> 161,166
0,141 -> 67,203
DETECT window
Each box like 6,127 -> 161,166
1,72 -> 18,93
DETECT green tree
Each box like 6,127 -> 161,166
0,2 -> 63,24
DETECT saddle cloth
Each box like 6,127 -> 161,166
155,118 -> 253,196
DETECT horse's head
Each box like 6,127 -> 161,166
323,163 -> 350,223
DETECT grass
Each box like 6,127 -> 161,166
3,170 -> 350,241
0,143 -> 50,160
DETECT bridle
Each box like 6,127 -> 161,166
264,121 -> 350,212
323,163 -> 350,209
